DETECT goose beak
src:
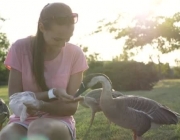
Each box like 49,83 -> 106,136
74,82 -> 86,97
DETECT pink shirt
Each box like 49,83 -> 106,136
4,36 -> 88,136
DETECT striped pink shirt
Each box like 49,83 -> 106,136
4,36 -> 88,137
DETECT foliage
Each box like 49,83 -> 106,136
79,44 -> 100,62
112,48 -> 135,61
172,66 -> 180,78
89,13 -> 180,82
85,61 -> 160,91
94,12 -> 180,54
92,13 -> 180,74
0,17 -> 9,85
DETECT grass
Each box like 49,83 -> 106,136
0,85 -> 8,103
1,79 -> 180,140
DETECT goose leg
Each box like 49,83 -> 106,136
136,136 -> 142,140
83,111 -> 96,140
133,131 -> 142,140
0,124 -> 2,131
133,131 -> 137,140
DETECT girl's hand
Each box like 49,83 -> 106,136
54,88 -> 83,102
26,107 -> 37,116
23,100 -> 43,111
54,88 -> 74,101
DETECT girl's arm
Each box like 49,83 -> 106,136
9,68 -> 83,116
9,68 -> 49,101
38,72 -> 83,116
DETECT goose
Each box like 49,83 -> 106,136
79,88 -> 123,139
75,73 -> 180,140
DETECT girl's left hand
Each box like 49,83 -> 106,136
23,100 -> 43,111
26,107 -> 37,116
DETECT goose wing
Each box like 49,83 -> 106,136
79,100 -> 89,108
115,95 -> 178,124
112,91 -> 124,98
79,89 -> 101,108
86,89 -> 102,100
110,96 -> 152,136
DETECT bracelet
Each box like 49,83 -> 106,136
48,88 -> 57,99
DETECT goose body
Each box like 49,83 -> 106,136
101,94 -> 178,136
79,88 -> 123,139
80,88 -> 123,109
75,73 -> 180,140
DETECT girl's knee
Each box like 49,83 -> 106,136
0,123 -> 27,140
28,119 -> 51,135
0,130 -> 8,140
28,118 -> 72,140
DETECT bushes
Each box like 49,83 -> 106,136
85,61 -> 159,91
0,64 -> 9,85
173,67 -> 180,78
0,30 -> 9,85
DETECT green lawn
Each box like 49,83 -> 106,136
0,85 -> 9,103
1,79 -> 180,140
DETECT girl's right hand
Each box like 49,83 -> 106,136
54,88 -> 74,101
54,88 -> 83,102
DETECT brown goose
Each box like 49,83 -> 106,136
79,88 -> 123,138
75,73 -> 180,140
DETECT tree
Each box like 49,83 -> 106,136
79,44 -> 101,62
112,48 -> 134,61
0,33 -> 9,62
0,16 -> 10,85
175,59 -> 180,67
94,12 -> 180,54
92,12 -> 180,79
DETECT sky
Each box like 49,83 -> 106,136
0,0 -> 180,66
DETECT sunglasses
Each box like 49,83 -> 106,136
43,13 -> 78,25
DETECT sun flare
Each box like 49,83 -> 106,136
124,0 -> 156,16
0,0 -> 179,66
121,0 -> 178,17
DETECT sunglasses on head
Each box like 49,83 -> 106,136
44,13 -> 78,25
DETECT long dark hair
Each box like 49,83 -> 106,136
31,3 -> 72,91
32,28 -> 48,91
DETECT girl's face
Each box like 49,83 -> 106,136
40,13 -> 78,49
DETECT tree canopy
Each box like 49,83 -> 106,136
0,16 -> 9,85
94,12 -> 180,54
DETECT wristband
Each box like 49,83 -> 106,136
48,88 -> 56,99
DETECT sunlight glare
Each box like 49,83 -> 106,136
0,0 -> 179,66
122,0 -> 157,17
